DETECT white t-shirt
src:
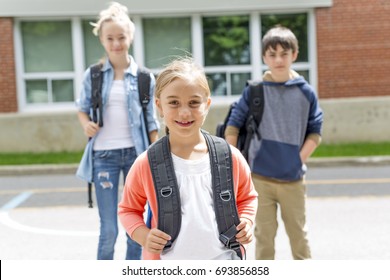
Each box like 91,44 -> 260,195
160,152 -> 238,260
94,80 -> 134,150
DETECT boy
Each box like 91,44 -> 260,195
224,26 -> 323,259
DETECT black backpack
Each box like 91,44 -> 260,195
147,130 -> 244,259
87,63 -> 152,207
216,81 -> 264,161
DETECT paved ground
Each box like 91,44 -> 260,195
1,156 -> 390,260
1,196 -> 390,260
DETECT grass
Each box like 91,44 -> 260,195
0,151 -> 84,165
311,142 -> 390,158
0,142 -> 390,165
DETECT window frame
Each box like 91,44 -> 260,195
14,9 -> 317,112
14,17 -> 84,112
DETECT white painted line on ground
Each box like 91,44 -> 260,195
0,192 -> 98,237
1,192 -> 33,210
307,178 -> 390,185
0,211 -> 98,236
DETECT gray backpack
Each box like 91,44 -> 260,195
147,130 -> 244,259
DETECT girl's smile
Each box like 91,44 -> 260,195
176,120 -> 195,127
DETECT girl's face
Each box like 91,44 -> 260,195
99,20 -> 132,60
263,44 -> 298,81
156,78 -> 211,138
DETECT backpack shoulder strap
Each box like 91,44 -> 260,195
137,67 -> 152,144
87,63 -> 103,208
247,81 -> 264,129
90,63 -> 103,127
137,67 -> 151,110
203,131 -> 243,259
148,131 -> 243,259
240,81 -> 264,160
147,136 -> 181,251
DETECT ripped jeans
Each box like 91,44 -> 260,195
93,147 -> 141,260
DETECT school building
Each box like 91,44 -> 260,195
0,0 -> 389,152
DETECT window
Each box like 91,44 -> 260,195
21,20 -> 74,104
82,19 -> 105,67
25,79 -> 73,103
203,15 -> 250,66
143,17 -> 192,68
22,21 -> 73,72
207,72 -> 251,96
202,15 -> 251,97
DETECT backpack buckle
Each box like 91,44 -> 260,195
219,224 -> 238,246
91,72 -> 100,79
161,186 -> 172,197
164,240 -> 173,250
228,241 -> 241,251
220,190 -> 232,201
219,225 -> 242,259
141,98 -> 149,105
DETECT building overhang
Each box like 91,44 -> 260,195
0,0 -> 333,17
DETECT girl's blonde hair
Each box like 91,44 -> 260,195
91,2 -> 135,41
155,57 -> 211,100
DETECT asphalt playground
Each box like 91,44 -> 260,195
1,157 -> 390,260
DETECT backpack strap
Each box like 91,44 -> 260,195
137,67 -> 152,145
148,131 -> 243,259
90,63 -> 103,127
241,81 -> 264,160
203,132 -> 243,260
87,63 -> 103,208
247,81 -> 264,134
147,136 -> 182,250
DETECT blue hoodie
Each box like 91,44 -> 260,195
227,72 -> 323,181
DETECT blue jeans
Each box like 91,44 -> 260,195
93,147 -> 142,260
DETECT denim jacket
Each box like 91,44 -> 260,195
76,56 -> 160,182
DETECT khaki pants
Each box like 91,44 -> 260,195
253,175 -> 311,260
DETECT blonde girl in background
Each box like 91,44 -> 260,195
76,2 -> 159,260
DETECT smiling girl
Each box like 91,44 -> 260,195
76,2 -> 159,260
118,58 -> 257,260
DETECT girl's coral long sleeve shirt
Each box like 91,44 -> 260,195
118,145 -> 258,260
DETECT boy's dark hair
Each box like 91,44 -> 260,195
262,25 -> 299,56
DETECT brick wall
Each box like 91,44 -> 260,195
316,0 -> 390,98
0,18 -> 18,112
1,2 -> 390,113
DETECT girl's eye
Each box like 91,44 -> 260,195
190,100 -> 200,105
189,100 -> 201,107
169,100 -> 179,106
